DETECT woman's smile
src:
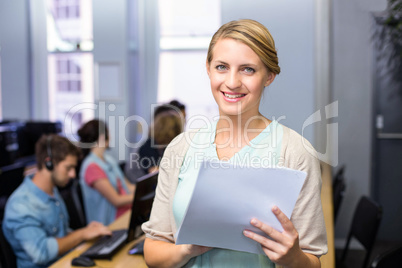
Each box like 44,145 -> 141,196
221,91 -> 247,102
207,38 -> 275,118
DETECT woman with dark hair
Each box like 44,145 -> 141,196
77,119 -> 135,225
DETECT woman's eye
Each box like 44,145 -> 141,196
216,65 -> 227,71
244,67 -> 255,74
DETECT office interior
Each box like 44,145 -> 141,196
1,0 -> 401,267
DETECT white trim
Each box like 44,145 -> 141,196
314,0 -> 332,156
30,0 -> 49,120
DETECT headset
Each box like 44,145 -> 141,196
45,135 -> 54,171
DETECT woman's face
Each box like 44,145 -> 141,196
207,38 -> 275,118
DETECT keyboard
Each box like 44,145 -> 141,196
128,239 -> 144,255
81,229 -> 128,259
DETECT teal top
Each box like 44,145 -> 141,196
173,120 -> 283,268
79,152 -> 130,225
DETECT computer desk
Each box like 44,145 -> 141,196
49,211 -> 147,268
51,164 -> 334,268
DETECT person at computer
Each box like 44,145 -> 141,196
2,134 -> 111,268
138,109 -> 184,174
154,100 -> 187,123
77,119 -> 135,225
142,19 -> 327,268
125,101 -> 186,183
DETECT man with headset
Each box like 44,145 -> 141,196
2,134 -> 111,268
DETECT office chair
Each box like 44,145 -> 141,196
0,223 -> 17,268
339,196 -> 383,268
370,244 -> 402,268
119,161 -> 126,173
333,174 -> 346,223
59,179 -> 87,230
333,165 -> 345,188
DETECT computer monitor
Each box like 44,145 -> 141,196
0,125 -> 20,167
127,171 -> 159,243
0,162 -> 26,221
19,121 -> 62,158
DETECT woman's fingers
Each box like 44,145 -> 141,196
243,206 -> 302,266
271,206 -> 296,234
249,218 -> 281,241
245,206 -> 298,246
243,229 -> 287,263
243,228 -> 278,249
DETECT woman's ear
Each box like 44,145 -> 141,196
264,73 -> 276,87
206,61 -> 211,77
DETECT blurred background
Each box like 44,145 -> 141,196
0,0 -> 401,266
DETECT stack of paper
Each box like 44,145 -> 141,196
176,160 -> 307,255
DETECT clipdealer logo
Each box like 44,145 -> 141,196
302,101 -> 338,167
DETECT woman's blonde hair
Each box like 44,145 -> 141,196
207,19 -> 280,75
151,111 -> 183,146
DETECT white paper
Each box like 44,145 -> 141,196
175,160 -> 307,255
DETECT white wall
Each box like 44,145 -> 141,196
127,0 -> 159,144
332,0 -> 387,241
92,0 -> 129,161
30,0 -> 49,120
222,0 -> 316,144
0,0 -> 31,120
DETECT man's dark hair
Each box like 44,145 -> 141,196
35,134 -> 80,170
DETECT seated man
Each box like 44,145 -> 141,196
2,134 -> 111,268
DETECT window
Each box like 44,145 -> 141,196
46,0 -> 94,134
157,0 -> 221,128
54,0 -> 80,19
55,56 -> 82,92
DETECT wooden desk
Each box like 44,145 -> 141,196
50,212 -> 147,268
320,162 -> 335,268
52,164 -> 335,268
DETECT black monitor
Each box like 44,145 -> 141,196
127,171 -> 158,243
0,162 -> 26,221
18,121 -> 62,158
0,125 -> 20,167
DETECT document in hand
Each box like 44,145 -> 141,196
175,160 -> 307,255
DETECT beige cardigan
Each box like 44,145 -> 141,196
142,124 -> 328,266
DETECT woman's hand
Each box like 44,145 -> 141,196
181,244 -> 213,259
144,238 -> 212,268
243,206 -> 320,268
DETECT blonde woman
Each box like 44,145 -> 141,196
142,19 -> 327,268
138,110 -> 184,174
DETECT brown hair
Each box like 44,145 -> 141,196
207,19 -> 281,75
151,111 -> 183,146
35,134 -> 80,170
77,119 -> 109,157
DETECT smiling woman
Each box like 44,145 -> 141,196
207,38 -> 275,119
142,19 -> 327,268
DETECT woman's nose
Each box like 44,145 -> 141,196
225,71 -> 242,89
